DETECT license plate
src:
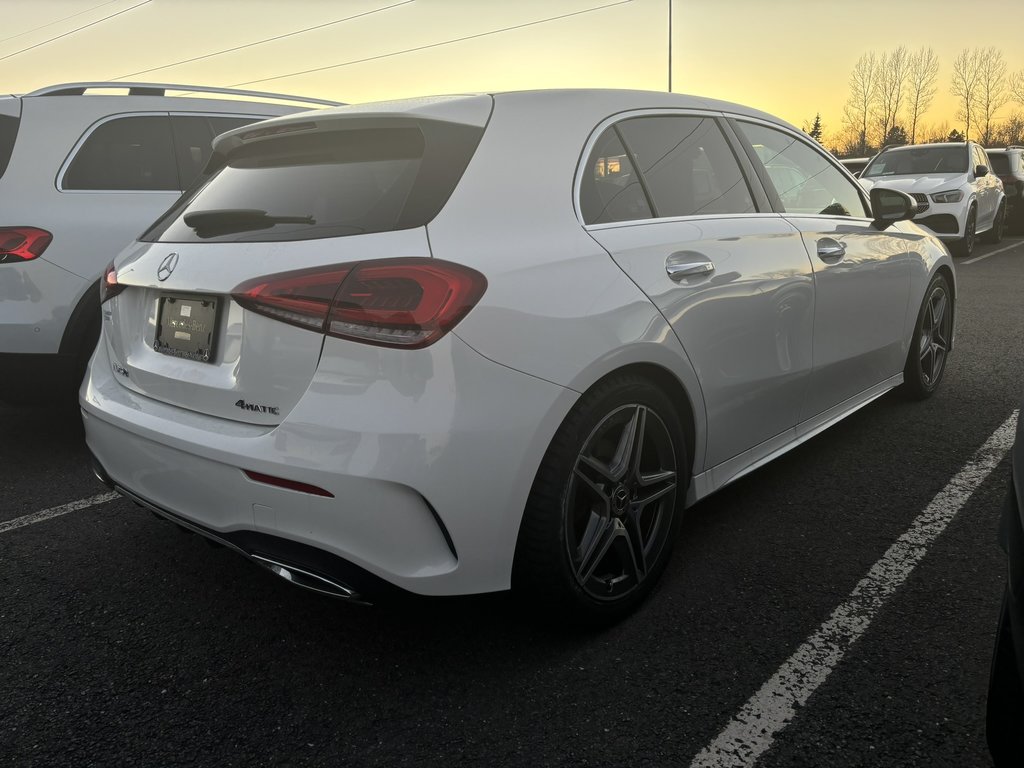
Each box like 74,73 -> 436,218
154,294 -> 218,363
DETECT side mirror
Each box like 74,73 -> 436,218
870,187 -> 918,230
975,164 -> 989,178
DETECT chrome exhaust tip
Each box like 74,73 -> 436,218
251,555 -> 368,604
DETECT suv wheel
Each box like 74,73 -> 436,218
953,207 -> 977,257
983,201 -> 1006,245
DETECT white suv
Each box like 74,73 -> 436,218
0,82 -> 339,405
859,141 -> 1005,256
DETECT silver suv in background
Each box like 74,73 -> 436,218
0,82 -> 340,405
859,141 -> 1005,257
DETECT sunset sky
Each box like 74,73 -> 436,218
5,0 -> 1024,144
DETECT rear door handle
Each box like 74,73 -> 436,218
816,238 -> 846,262
666,252 -> 715,281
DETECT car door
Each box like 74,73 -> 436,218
974,143 -> 999,227
731,119 -> 912,424
580,113 -> 816,471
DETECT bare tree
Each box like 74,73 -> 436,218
976,47 -> 1009,145
906,47 -> 939,144
950,48 -> 983,140
1010,68 -> 1024,107
874,46 -> 910,147
842,52 -> 879,155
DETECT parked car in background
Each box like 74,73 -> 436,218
0,81 -> 340,405
987,410 -> 1024,766
859,141 -> 1005,257
985,146 -> 1024,233
839,156 -> 872,176
83,89 -> 955,625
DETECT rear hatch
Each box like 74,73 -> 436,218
102,98 -> 492,424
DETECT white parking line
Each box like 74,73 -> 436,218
962,239 -> 1024,265
689,410 -> 1018,768
0,492 -> 119,535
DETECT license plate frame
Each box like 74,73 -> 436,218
153,294 -> 219,363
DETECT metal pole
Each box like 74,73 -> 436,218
668,0 -> 672,92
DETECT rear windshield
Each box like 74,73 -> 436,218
143,118 -> 484,243
987,153 -> 1011,175
0,114 -> 20,180
862,146 -> 967,177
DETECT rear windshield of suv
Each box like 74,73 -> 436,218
0,114 -> 19,180
143,118 -> 484,243
862,146 -> 967,177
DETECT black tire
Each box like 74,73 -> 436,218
983,201 -> 1007,245
952,207 -> 977,257
902,273 -> 953,400
512,374 -> 689,627
987,587 -> 1024,766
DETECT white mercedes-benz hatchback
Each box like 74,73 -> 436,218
82,90 -> 955,624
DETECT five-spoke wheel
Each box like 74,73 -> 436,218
513,375 -> 687,625
903,273 -> 952,399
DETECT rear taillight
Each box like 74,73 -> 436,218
232,258 -> 487,349
0,226 -> 52,264
99,261 -> 126,304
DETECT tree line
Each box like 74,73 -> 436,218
811,47 -> 1024,157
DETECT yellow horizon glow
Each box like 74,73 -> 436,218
4,0 -> 1024,146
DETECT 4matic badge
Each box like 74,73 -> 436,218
235,399 -> 280,416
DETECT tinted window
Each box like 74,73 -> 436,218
617,116 -> 756,217
170,116 -> 259,190
737,122 -> 868,217
988,152 -> 1010,175
144,119 -> 483,243
63,115 -> 178,191
0,114 -> 19,180
580,127 -> 652,224
863,146 -> 968,177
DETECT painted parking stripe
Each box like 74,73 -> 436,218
962,238 -> 1024,265
0,492 -> 119,535
689,410 -> 1018,768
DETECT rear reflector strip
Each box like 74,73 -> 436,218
243,470 -> 334,498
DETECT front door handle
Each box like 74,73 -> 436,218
666,252 -> 715,281
816,238 -> 846,262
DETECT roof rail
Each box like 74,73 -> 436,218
1005,144 -> 1024,150
23,81 -> 342,108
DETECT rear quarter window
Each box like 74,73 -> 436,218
63,115 -> 179,191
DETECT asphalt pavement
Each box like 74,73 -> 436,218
3,236 -> 1024,767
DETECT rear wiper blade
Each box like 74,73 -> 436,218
183,208 -> 315,236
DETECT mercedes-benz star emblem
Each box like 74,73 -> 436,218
157,252 -> 179,282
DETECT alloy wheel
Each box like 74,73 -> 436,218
565,404 -> 678,601
919,282 -> 951,387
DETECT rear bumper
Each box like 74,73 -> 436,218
81,333 -> 576,597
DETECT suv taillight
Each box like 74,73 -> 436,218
100,261 -> 126,304
0,227 -> 52,264
232,258 -> 487,349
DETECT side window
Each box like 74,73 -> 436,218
63,115 -> 179,191
736,121 -> 869,217
171,116 -> 261,189
170,117 -> 215,190
973,145 -> 988,172
617,115 -> 756,217
579,127 -> 653,224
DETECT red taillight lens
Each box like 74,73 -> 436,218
99,261 -> 127,304
232,258 -> 487,349
243,470 -> 334,498
0,226 -> 52,264
233,265 -> 352,332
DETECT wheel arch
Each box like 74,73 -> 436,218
58,277 -> 101,359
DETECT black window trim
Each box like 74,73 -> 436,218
727,115 -> 873,220
576,108 -> 771,230
55,110 -> 275,194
